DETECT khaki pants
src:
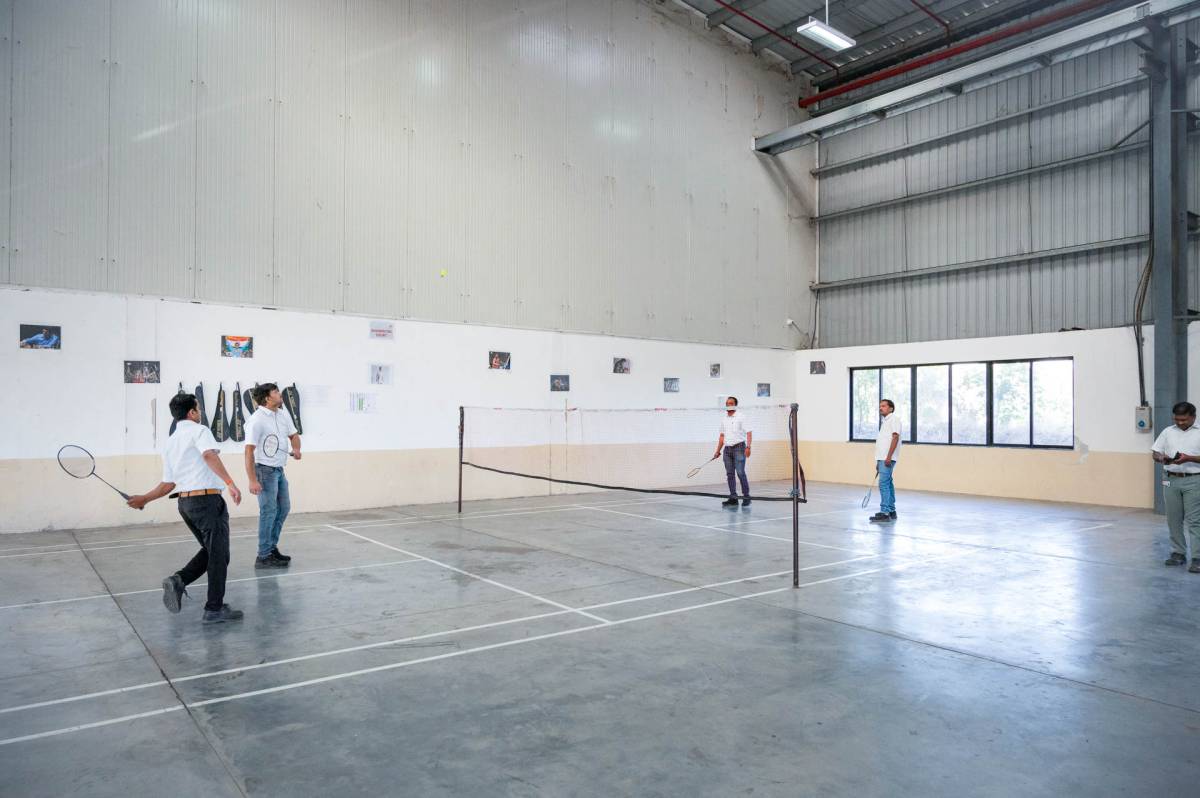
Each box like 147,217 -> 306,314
1164,476 -> 1200,557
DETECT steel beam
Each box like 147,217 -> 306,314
812,139 -> 1155,222
810,236 -> 1156,291
706,0 -> 769,28
754,0 -> 1200,155
1150,22 -> 1191,513
812,75 -> 1146,176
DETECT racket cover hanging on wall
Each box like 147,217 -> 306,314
210,383 -> 229,442
195,383 -> 209,428
169,382 -> 186,436
230,382 -> 246,442
243,382 -> 259,416
282,383 -> 303,434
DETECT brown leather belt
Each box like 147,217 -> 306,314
176,488 -> 223,498
1166,472 -> 1200,478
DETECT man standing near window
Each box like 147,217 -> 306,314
870,399 -> 901,522
245,383 -> 301,569
1153,402 -> 1200,573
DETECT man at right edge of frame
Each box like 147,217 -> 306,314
1153,401 -> 1200,573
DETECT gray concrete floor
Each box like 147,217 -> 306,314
2,480 -> 1199,797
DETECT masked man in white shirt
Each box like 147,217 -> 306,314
870,399 -> 902,523
714,396 -> 752,508
127,393 -> 244,623
245,382 -> 301,569
1152,401 -> 1200,573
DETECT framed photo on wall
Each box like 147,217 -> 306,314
613,357 -> 631,374
18,324 -> 61,350
550,374 -> 570,392
489,351 -> 511,370
664,377 -> 680,393
124,360 -> 161,383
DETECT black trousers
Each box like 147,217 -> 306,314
175,494 -> 230,611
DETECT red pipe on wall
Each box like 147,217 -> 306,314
709,0 -> 840,73
799,0 -> 1113,109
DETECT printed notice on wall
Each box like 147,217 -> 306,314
369,321 -> 394,341
348,392 -> 378,413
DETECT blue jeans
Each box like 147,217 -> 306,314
724,443 -> 749,497
255,465 -> 291,557
877,460 -> 897,514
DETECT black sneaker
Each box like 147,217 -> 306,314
868,512 -> 893,523
722,497 -> 739,507
1190,559 -> 1200,574
1165,552 -> 1187,566
742,497 -> 751,507
161,574 -> 187,614
270,546 -> 291,563
255,554 -> 289,569
202,604 -> 244,624
888,512 -> 898,520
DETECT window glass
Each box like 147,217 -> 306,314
916,365 -> 949,443
851,369 -> 880,440
1033,359 -> 1074,446
992,361 -> 1032,445
951,363 -> 986,445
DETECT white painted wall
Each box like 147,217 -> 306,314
794,325 -> 1200,454
1,285 -> 795,465
1,0 -> 815,349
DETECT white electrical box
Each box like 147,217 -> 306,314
1135,405 -> 1152,432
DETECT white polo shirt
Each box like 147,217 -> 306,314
721,412 -> 750,446
875,412 -> 903,461
1152,424 -> 1200,475
247,405 -> 298,468
162,420 -> 225,491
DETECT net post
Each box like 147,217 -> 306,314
790,402 -> 799,587
458,406 -> 465,514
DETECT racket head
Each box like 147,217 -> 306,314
262,434 -> 280,458
57,445 -> 97,479
686,466 -> 703,479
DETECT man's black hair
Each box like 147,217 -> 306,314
881,399 -> 896,411
1174,401 -> 1197,417
253,382 -> 279,405
726,396 -> 738,406
169,393 -> 198,421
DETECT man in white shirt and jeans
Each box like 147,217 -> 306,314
714,396 -> 752,508
1152,401 -> 1200,573
870,399 -> 902,523
127,393 -> 244,623
245,382 -> 301,569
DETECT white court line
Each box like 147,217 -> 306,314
580,505 -> 869,554
0,558 -> 423,613
0,551 -> 954,746
328,524 -> 612,625
0,552 -> 885,716
0,497 -> 679,560
1071,523 -> 1115,533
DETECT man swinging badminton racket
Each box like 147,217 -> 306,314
713,396 -> 752,508
126,393 -> 244,624
245,382 -> 301,569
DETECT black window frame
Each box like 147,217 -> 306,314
848,356 -> 1074,450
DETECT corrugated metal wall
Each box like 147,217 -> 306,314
0,0 -> 814,349
816,34 -> 1198,347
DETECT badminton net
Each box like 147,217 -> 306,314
459,404 -> 804,503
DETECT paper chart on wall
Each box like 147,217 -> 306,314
348,392 -> 378,413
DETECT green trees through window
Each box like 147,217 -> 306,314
849,358 -> 1073,449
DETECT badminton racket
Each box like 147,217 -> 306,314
860,472 -> 878,509
261,434 -> 297,460
57,445 -> 131,501
687,455 -> 719,479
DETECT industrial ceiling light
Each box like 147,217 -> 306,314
796,0 -> 855,51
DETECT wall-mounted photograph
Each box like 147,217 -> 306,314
124,361 -> 161,384
757,383 -> 771,397
613,357 -> 631,374
221,335 -> 253,358
369,364 -> 393,385
550,374 -> 570,392
489,351 -> 511,370
19,324 -> 61,350
809,360 -> 826,375
664,377 -> 680,393
710,363 -> 721,378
